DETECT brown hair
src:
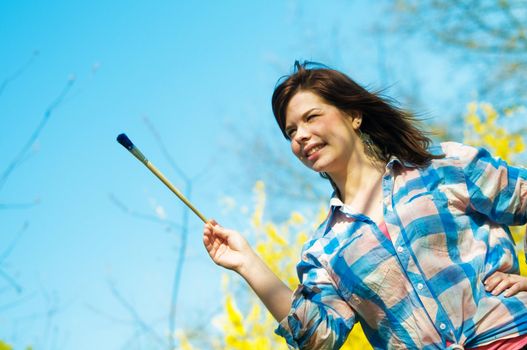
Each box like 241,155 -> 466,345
271,61 -> 443,167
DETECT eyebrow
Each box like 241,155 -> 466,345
285,107 -> 321,131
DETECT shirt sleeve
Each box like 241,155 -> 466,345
274,252 -> 355,349
448,142 -> 527,226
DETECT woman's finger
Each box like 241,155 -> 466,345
491,275 -> 514,296
203,223 -> 225,254
211,225 -> 231,240
504,282 -> 521,297
484,271 -> 506,291
209,234 -> 224,256
203,232 -> 218,255
203,230 -> 213,247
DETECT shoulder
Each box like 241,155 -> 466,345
437,141 -> 481,159
429,141 -> 491,168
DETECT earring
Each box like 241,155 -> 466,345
359,129 -> 383,161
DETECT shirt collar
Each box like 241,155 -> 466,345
328,192 -> 370,221
329,192 -> 343,208
386,155 -> 417,171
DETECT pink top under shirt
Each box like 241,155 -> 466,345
378,220 -> 527,350
377,221 -> 390,240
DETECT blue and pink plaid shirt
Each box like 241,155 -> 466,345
275,142 -> 527,349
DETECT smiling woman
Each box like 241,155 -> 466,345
284,91 -> 360,176
202,61 -> 527,349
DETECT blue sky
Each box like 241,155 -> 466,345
0,1 -> 480,349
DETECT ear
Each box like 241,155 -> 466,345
351,113 -> 362,130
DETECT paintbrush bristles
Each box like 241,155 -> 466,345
117,133 -> 148,164
116,133 -> 134,150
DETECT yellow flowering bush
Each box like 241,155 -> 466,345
464,101 -> 527,274
179,181 -> 372,349
0,340 -> 31,350
464,102 -> 525,163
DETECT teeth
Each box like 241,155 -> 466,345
307,145 -> 324,156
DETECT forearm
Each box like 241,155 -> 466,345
237,250 -> 293,322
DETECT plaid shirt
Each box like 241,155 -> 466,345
275,142 -> 527,349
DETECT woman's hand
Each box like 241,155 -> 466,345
484,271 -> 527,297
203,219 -> 253,273
203,219 -> 293,322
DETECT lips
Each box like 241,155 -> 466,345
303,143 -> 326,159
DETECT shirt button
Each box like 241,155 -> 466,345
439,323 -> 446,330
417,283 -> 424,290
397,246 -> 403,253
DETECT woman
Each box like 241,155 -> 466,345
203,61 -> 527,349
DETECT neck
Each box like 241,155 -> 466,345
329,144 -> 385,205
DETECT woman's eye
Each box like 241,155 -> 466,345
287,129 -> 296,139
306,114 -> 318,121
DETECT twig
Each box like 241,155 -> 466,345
0,291 -> 36,312
143,116 -> 188,181
0,221 -> 28,264
0,201 -> 38,210
0,50 -> 39,99
0,77 -> 75,192
108,280 -> 166,347
0,268 -> 22,293
142,116 -> 213,349
84,302 -> 132,325
109,193 -> 182,231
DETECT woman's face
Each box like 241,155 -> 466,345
284,90 -> 361,176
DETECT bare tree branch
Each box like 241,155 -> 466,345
142,116 -> 213,350
0,77 -> 75,192
0,222 -> 29,294
143,116 -> 188,182
109,193 -> 182,232
84,302 -> 132,325
0,50 -> 39,100
0,200 -> 39,210
108,280 -> 166,347
0,221 -> 28,264
0,269 -> 22,293
0,291 -> 37,312
385,0 -> 527,107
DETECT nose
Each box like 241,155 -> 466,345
292,125 -> 310,144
